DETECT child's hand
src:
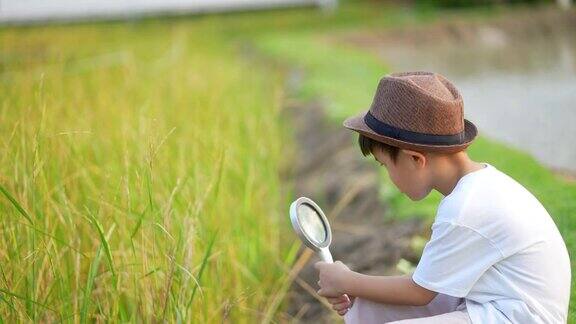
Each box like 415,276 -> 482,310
314,260 -> 352,297
327,294 -> 355,316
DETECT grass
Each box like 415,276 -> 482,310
0,19 -> 298,322
249,3 -> 576,319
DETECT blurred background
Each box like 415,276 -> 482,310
0,0 -> 574,322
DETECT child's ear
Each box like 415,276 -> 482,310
402,149 -> 426,168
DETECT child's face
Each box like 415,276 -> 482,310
372,147 -> 432,201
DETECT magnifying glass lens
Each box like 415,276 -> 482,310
297,203 -> 327,244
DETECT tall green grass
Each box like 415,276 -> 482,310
0,20 -> 296,322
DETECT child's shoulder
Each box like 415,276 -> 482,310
435,163 -> 495,218
436,163 -> 546,226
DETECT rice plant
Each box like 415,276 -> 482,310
0,19 -> 295,322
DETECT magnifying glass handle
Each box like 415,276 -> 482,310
319,248 -> 333,263
318,248 -> 352,308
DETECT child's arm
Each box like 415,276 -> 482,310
315,261 -> 437,306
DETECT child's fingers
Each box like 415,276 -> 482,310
314,261 -> 327,271
317,288 -> 331,297
327,297 -> 338,304
332,301 -> 350,311
337,308 -> 349,316
327,295 -> 349,304
342,294 -> 351,304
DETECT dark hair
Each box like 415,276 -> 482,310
358,134 -> 400,162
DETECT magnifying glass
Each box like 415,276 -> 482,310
289,197 -> 333,263
290,197 -> 352,309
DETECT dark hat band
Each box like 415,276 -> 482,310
364,111 -> 465,146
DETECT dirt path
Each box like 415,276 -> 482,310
282,69 -> 427,322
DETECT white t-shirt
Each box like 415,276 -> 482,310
412,163 -> 571,323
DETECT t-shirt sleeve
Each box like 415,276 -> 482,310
412,221 -> 505,297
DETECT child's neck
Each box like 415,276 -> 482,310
430,152 -> 485,196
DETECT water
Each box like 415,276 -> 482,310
375,22 -> 576,173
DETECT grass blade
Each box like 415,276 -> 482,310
0,287 -> 56,313
86,208 -> 116,279
187,231 -> 218,310
0,184 -> 33,224
130,206 -> 147,240
18,221 -> 87,258
80,245 -> 103,324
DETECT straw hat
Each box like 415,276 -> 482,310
343,71 -> 477,153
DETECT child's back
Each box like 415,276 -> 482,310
412,163 -> 571,323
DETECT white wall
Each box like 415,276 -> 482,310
0,0 -> 336,24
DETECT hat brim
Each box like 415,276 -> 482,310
342,110 -> 478,153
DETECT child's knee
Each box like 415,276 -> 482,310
343,297 -> 403,324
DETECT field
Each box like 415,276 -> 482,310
0,20 -> 298,322
0,2 -> 574,322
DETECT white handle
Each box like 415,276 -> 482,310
319,248 -> 333,263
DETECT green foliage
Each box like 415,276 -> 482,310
344,0 -> 547,9
0,20 -> 292,322
412,0 -> 553,9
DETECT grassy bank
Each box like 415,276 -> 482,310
0,20 -> 298,322
250,4 -> 576,319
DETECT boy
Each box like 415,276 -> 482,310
314,71 -> 571,323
